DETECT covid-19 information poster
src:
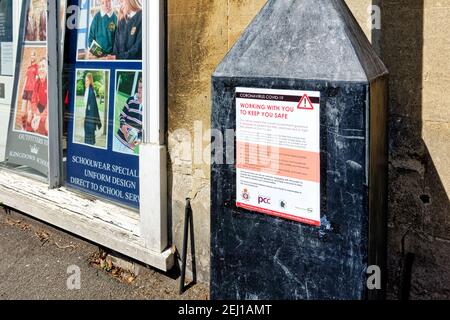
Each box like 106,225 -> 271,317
236,87 -> 321,226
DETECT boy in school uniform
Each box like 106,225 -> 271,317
113,79 -> 143,155
88,0 -> 118,57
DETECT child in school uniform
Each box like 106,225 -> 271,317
107,0 -> 142,60
88,0 -> 118,57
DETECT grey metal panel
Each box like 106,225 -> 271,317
214,0 -> 386,82
211,77 -> 370,300
47,0 -> 63,188
332,0 -> 388,81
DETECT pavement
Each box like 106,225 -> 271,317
0,207 -> 209,300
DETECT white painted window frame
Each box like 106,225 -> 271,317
0,0 -> 173,271
140,0 -> 169,254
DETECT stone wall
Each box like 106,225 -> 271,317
167,0 -> 371,284
381,0 -> 450,300
167,0 -> 268,283
167,0 -> 450,300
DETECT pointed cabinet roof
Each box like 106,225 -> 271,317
214,0 -> 388,83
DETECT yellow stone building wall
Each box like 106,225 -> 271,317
167,0 -> 450,299
381,0 -> 450,299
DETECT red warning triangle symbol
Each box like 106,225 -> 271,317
297,94 -> 314,110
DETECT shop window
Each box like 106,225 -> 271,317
0,0 -> 50,180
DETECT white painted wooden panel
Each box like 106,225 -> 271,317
0,170 -> 174,271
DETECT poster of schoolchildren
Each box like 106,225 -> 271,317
66,0 -> 143,208
4,0 -> 49,175
13,47 -> 48,137
113,70 -> 142,155
76,0 -> 142,61
72,69 -> 109,149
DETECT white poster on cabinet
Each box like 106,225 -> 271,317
236,87 -> 321,226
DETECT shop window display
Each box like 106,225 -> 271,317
0,0 -> 50,178
0,0 -> 143,209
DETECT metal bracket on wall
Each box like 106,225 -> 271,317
179,198 -> 197,295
